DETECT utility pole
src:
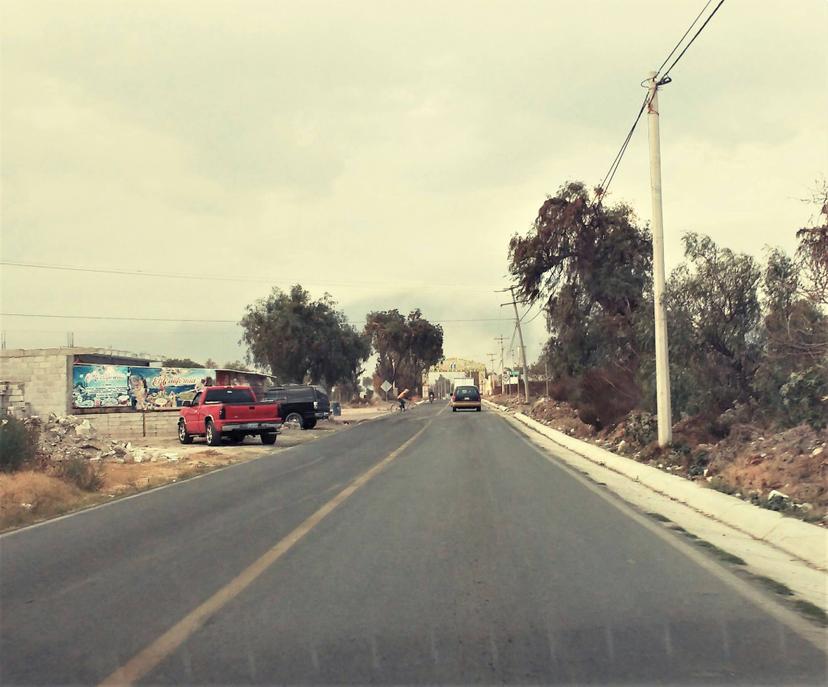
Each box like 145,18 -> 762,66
647,70 -> 673,447
486,353 -> 496,395
494,335 -> 506,395
544,357 -> 549,398
499,287 -> 530,403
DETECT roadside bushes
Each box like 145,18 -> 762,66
623,410 -> 657,446
56,456 -> 105,492
778,368 -> 828,430
0,415 -> 39,473
751,247 -> 828,429
0,414 -> 103,492
575,366 -> 641,429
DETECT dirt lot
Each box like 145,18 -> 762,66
1,407 -> 389,533
488,394 -> 827,523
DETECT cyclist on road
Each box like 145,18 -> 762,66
428,389 -> 435,403
397,388 -> 410,412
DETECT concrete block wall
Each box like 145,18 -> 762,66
0,382 -> 28,416
0,349 -> 70,417
85,412 -> 180,440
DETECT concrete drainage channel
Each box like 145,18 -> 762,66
483,399 -> 828,627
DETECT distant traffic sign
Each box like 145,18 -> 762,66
380,380 -> 392,392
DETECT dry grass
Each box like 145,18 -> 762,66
0,471 -> 91,530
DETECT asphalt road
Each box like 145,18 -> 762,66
1,403 -> 825,685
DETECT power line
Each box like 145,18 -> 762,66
522,306 -> 546,326
658,0 -> 726,81
0,312 -> 512,325
519,301 -> 539,322
2,313 -> 238,324
655,0 -> 714,78
596,0 -> 726,202
0,260 -> 504,292
597,91 -> 651,201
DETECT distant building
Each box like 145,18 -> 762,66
425,357 -> 487,394
430,357 -> 487,375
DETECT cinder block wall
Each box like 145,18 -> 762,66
0,349 -> 70,416
85,412 -> 179,440
0,382 -> 27,415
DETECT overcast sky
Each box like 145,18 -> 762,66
2,0 -> 826,371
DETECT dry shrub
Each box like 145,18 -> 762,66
0,415 -> 40,473
0,471 -> 81,529
56,457 -> 105,492
576,367 -> 641,429
548,377 -> 577,402
672,413 -> 730,447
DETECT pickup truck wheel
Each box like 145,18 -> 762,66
302,418 -> 317,430
178,420 -> 193,444
205,420 -> 221,446
261,432 -> 277,445
284,412 -> 303,429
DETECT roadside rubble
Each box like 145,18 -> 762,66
24,413 -> 182,465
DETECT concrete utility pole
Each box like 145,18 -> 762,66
486,353 -> 497,395
494,335 -> 506,395
647,70 -> 673,447
502,287 -> 530,404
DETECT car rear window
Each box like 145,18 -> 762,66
204,388 -> 255,404
454,387 -> 480,400
265,386 -> 316,403
289,388 -> 314,402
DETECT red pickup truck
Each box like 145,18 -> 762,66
177,385 -> 282,446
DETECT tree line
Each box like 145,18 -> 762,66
510,180 -> 827,431
238,285 -> 444,397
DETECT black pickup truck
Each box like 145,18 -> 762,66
262,385 -> 331,430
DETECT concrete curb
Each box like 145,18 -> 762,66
483,399 -> 828,571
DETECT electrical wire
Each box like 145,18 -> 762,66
655,0 -> 714,78
0,312 -> 512,325
518,301 -> 539,322
658,0 -> 726,82
0,260 -> 503,292
597,91 -> 651,201
596,0 -> 726,202
522,306 -> 546,326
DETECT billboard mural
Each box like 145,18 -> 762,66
71,365 -> 130,409
72,365 -> 216,410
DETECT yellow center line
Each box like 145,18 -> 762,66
100,417 -> 435,686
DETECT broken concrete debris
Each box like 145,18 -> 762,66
22,413 -> 181,464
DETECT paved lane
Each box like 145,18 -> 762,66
0,412 -> 428,685
2,404 -> 826,685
